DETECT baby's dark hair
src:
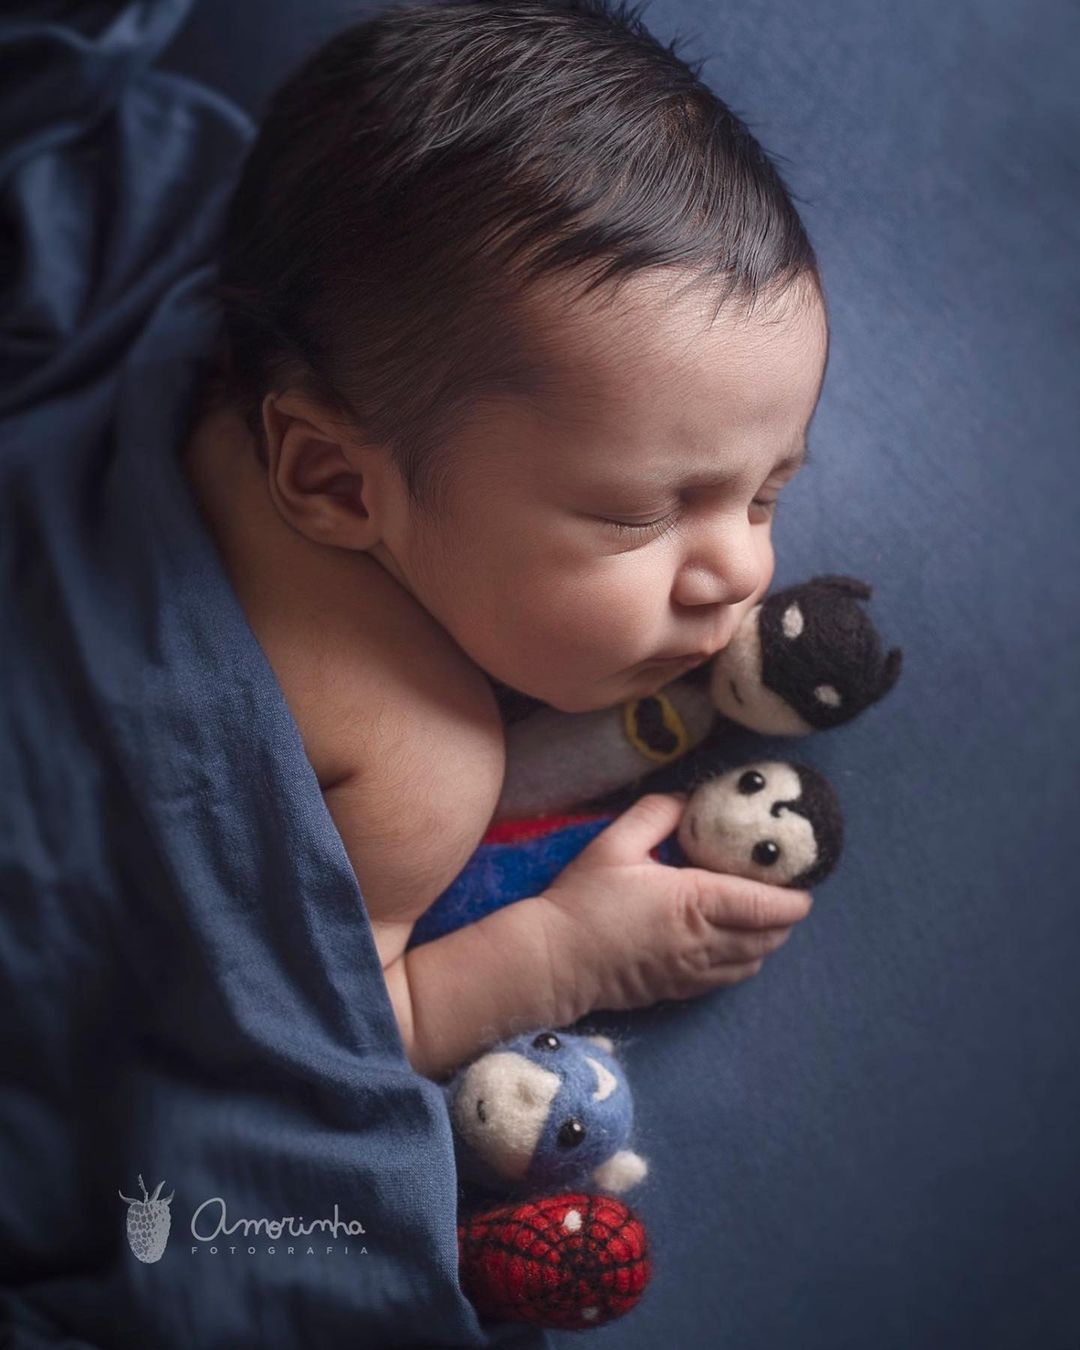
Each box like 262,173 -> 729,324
208,0 -> 821,516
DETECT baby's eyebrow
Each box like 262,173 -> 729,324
579,435 -> 812,495
674,435 -> 812,488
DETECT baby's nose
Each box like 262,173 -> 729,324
672,526 -> 764,609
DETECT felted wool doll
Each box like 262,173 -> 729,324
408,757 -> 843,949
496,574 -> 902,819
672,759 -> 842,886
444,1028 -> 648,1199
457,1190 -> 651,1331
450,1028 -> 652,1331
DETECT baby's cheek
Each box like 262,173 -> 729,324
727,539 -> 775,634
532,568 -> 637,642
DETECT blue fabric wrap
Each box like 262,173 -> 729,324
0,5 -> 546,1347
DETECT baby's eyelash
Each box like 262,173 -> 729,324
606,514 -> 680,541
606,497 -> 780,539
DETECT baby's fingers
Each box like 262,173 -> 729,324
728,924 -> 795,963
684,867 -> 814,930
695,923 -> 795,987
589,791 -> 689,864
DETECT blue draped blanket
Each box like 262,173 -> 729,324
0,5 -> 544,1345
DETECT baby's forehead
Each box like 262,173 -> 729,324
511,276 -> 828,448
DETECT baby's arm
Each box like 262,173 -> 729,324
383,898 -> 582,1081
383,792 -> 813,1082
323,785 -> 579,1079
318,682 -> 572,1081
324,757 -> 591,1078
321,652 -> 810,1082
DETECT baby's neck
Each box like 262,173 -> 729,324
177,400 -> 497,710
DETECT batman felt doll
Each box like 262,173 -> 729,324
494,573 -> 902,818
709,574 -> 903,734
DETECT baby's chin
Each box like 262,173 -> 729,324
538,667 -> 685,714
485,675 -> 548,723
487,669 -> 624,717
487,655 -> 701,717
491,679 -> 618,717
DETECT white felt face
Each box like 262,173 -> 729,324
450,1052 -> 562,1179
709,605 -> 814,735
677,760 -> 819,884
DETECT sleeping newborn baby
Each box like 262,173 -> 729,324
181,1 -> 827,1081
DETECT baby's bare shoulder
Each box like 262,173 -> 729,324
318,619 -> 507,969
285,565 -> 504,948
287,554 -> 506,797
265,571 -> 506,968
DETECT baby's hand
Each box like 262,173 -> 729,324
538,792 -> 813,1014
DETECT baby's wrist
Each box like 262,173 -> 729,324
534,892 -> 602,1029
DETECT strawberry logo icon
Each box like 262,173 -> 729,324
119,1174 -> 174,1263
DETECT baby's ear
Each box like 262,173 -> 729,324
261,388 -> 380,550
585,1034 -> 615,1054
262,388 -> 350,473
